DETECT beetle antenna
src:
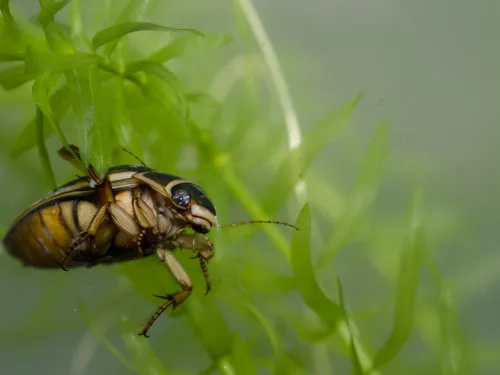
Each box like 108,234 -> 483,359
122,148 -> 148,167
219,220 -> 298,231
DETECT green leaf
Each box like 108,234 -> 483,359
32,74 -> 71,151
92,21 -> 203,51
0,64 -> 37,90
373,190 -> 425,368
37,0 -> 74,54
120,316 -> 168,375
65,66 -> 115,175
0,0 -> 23,44
127,60 -> 189,126
291,204 -> 343,330
35,106 -> 57,189
115,0 -> 150,22
64,67 -> 100,171
38,0 -> 71,27
11,84 -> 72,158
79,301 -> 132,369
244,303 -> 283,360
317,121 -> 389,269
150,33 -> 232,63
241,302 -> 308,375
186,295 -> 232,360
265,93 -> 361,213
186,92 -> 220,107
228,334 -> 259,375
337,277 -> 365,375
106,77 -> 142,154
25,46 -> 99,75
424,250 -> 472,373
436,284 -> 472,374
98,0 -> 160,57
296,92 -> 362,173
0,23 -> 24,62
43,22 -> 75,54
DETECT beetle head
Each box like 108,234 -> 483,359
165,181 -> 217,234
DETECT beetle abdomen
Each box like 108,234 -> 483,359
3,200 -> 87,268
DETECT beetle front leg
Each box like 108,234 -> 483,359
170,234 -> 214,295
108,203 -> 146,255
139,248 -> 192,338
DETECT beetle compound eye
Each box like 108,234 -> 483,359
172,188 -> 191,208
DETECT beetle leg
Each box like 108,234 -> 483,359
108,203 -> 148,256
136,228 -> 147,256
139,248 -> 192,338
133,195 -> 157,229
170,234 -> 214,295
132,193 -> 158,256
60,203 -> 109,270
198,256 -> 211,295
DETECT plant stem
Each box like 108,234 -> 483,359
236,0 -> 307,204
36,105 -> 57,189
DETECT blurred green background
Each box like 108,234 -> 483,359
0,1 -> 498,374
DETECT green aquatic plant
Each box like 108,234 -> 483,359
0,1 -> 471,375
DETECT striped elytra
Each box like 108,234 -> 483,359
2,165 -> 218,270
4,200 -> 86,268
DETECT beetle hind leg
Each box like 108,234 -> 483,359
60,203 -> 110,270
139,248 -> 193,338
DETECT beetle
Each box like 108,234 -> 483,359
3,145 -> 296,337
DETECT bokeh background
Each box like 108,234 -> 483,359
0,1 -> 498,374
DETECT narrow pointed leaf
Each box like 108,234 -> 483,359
25,46 -> 99,75
35,106 -> 57,189
0,64 -> 37,90
337,277 -> 365,375
99,0 -> 161,57
426,253 -> 472,373
120,316 -> 168,375
291,204 -> 342,329
150,33 -> 232,62
265,93 -> 361,213
127,60 -> 188,126
37,0 -> 74,54
317,121 -> 389,269
187,295 -> 232,359
373,190 -> 425,368
38,0 -> 71,26
11,84 -> 71,158
0,24 -> 24,61
43,22 -> 75,54
65,67 -> 101,172
229,334 -> 259,375
79,301 -> 131,369
32,74 -> 71,150
92,21 -> 202,50
436,283 -> 472,374
0,0 -> 23,43
186,92 -> 220,107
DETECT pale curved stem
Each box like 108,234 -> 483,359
236,0 -> 307,204
235,1 -> 380,374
